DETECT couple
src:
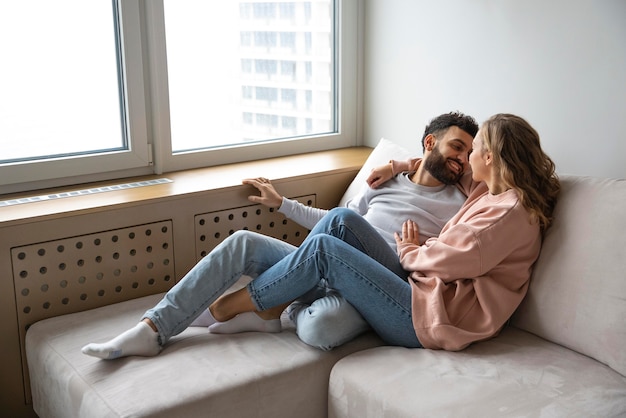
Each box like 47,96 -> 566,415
82,112 -> 560,358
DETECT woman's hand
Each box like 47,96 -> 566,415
242,177 -> 283,208
366,162 -> 394,188
394,220 -> 420,247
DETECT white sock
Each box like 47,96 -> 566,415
81,322 -> 161,360
208,312 -> 281,334
189,308 -> 217,327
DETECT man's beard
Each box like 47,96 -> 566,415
423,146 -> 463,185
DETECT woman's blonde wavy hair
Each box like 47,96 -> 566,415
480,114 -> 560,233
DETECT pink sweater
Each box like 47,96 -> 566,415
397,183 -> 542,351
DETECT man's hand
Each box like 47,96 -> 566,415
366,162 -> 394,188
242,177 -> 283,208
394,220 -> 420,247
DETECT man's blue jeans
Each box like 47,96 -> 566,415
145,208 -> 421,348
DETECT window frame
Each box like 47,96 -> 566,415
148,0 -> 359,174
0,0 -> 360,195
0,0 -> 152,195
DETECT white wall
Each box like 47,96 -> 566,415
362,0 -> 626,179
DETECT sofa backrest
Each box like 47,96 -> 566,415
512,175 -> 626,377
338,138 -> 414,206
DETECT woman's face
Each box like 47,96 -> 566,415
469,130 -> 489,183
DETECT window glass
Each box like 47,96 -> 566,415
0,1 -> 124,163
163,0 -> 335,152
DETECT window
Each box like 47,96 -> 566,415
242,86 -> 254,100
253,3 -> 277,20
254,31 -> 278,49
0,0 -> 359,194
241,59 -> 253,73
1,1 -> 123,162
282,116 -> 297,134
281,89 -> 297,107
280,32 -> 297,52
240,31 -> 253,47
0,0 -> 151,193
279,3 -> 296,20
255,87 -> 279,103
255,59 -> 279,77
280,61 -> 297,80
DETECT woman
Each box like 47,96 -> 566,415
83,113 -> 559,357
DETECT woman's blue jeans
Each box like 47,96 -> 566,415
145,208 -> 421,348
249,208 -> 422,348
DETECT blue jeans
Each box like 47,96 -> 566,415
144,222 -> 370,348
248,208 -> 422,348
287,290 -> 371,351
145,208 -> 421,348
144,228 -> 367,349
145,230 -> 295,345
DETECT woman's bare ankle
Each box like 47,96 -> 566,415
209,300 -> 229,322
210,287 -> 280,322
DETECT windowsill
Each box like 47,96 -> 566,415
0,147 -> 372,226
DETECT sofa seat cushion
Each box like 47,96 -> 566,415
26,293 -> 384,418
328,326 -> 626,418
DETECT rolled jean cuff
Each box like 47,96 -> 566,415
247,282 -> 265,312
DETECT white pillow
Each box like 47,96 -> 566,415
339,138 -> 414,207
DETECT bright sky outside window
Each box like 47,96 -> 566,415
0,1 -> 124,164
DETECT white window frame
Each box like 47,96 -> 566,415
147,0 -> 359,174
0,0 -> 360,195
0,0 -> 152,195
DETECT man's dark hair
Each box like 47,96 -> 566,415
421,111 -> 479,152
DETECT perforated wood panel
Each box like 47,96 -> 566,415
194,195 -> 315,259
11,220 -> 175,403
12,220 -> 175,330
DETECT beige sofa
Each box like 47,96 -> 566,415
328,172 -> 626,417
25,140 -> 626,417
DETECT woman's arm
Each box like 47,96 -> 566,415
366,158 -> 421,188
397,196 -> 539,282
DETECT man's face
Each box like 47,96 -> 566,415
423,126 -> 474,185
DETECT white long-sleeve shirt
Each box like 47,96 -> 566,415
279,171 -> 467,249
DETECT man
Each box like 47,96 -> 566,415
206,111 -> 478,350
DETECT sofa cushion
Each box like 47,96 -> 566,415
512,175 -> 626,377
328,327 -> 626,418
26,292 -> 383,418
339,138 -> 413,206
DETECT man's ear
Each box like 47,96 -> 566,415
423,134 -> 436,151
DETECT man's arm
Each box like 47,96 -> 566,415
243,177 -> 283,208
243,177 -> 328,229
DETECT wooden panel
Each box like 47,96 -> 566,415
194,195 -> 315,259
